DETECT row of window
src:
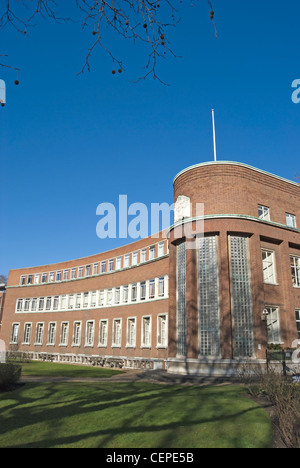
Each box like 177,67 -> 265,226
19,241 -> 168,286
10,314 -> 168,349
262,252 -> 300,287
15,276 -> 169,313
258,204 -> 297,228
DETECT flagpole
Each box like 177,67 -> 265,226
212,109 -> 217,162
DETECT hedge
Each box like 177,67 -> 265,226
0,363 -> 22,391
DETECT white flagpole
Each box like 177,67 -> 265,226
212,109 -> 217,162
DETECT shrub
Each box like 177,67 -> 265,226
0,363 -> 22,391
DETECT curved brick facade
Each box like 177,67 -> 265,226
1,161 -> 300,375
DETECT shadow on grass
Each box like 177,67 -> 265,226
0,382 -> 272,448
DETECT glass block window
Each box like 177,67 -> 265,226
230,236 -> 254,358
198,236 -> 220,357
177,241 -> 186,357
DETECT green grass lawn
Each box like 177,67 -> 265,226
0,380 -> 272,448
19,361 -> 123,379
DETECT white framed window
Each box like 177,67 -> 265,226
158,277 -> 165,297
83,292 -> 89,308
91,291 -> 97,307
49,272 -> 55,283
112,319 -> 122,347
141,316 -> 151,347
101,261 -> 106,273
108,259 -> 114,272
60,295 -> 66,310
85,321 -> 95,346
99,290 -> 105,307
140,281 -> 146,301
63,269 -> 69,281
46,296 -> 52,311
73,322 -> 81,346
131,283 -> 137,302
20,275 -> 26,286
124,254 -> 130,268
75,293 -> 82,309
93,263 -> 99,275
11,323 -> 20,344
27,275 -> 33,285
78,267 -> 83,278
107,289 -> 113,306
24,298 -> 30,312
127,318 -> 136,347
31,298 -> 37,312
60,322 -> 69,346
116,257 -> 122,270
38,298 -> 45,311
34,274 -> 40,284
258,205 -> 270,221
262,250 -> 277,284
157,314 -> 168,348
286,213 -> 297,228
266,307 -> 281,344
158,241 -> 165,257
141,248 -> 147,263
41,273 -> 47,283
149,279 -> 155,299
35,323 -> 44,345
70,268 -> 76,279
149,245 -> 156,260
56,271 -> 62,281
291,256 -> 300,287
296,310 -> 300,340
23,323 -> 32,345
132,252 -> 138,266
68,295 -> 74,310
99,320 -> 108,347
123,285 -> 129,303
16,299 -> 23,312
85,265 -> 91,276
47,323 -> 56,345
115,287 -> 120,304
53,296 -> 59,311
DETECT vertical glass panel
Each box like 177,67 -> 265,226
177,241 -> 186,357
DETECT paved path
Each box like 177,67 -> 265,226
21,369 -> 239,386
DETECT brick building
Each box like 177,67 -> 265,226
1,161 -> 300,375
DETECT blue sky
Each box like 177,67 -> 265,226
0,0 -> 299,276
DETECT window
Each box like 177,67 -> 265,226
23,323 -> 32,345
142,316 -> 151,347
93,263 -> 99,275
27,275 -> 33,285
78,267 -> 83,278
75,293 -> 82,309
31,298 -> 37,312
24,298 -> 30,312
49,272 -> 55,282
258,205 -> 270,221
116,257 -> 122,270
99,320 -> 108,347
16,299 -> 23,312
127,318 -> 136,347
46,296 -> 52,310
262,250 -> 277,284
99,290 -> 105,307
140,281 -> 146,301
85,265 -> 91,276
20,275 -> 26,286
48,323 -> 56,345
286,213 -> 297,228
124,254 -> 130,268
60,323 -> 69,346
38,298 -> 45,311
131,283 -> 137,302
34,274 -> 40,284
41,273 -> 47,283
73,322 -> 81,346
108,259 -> 114,272
56,271 -> 62,281
149,245 -> 156,260
71,268 -> 76,279
123,286 -> 129,303
157,314 -> 167,348
68,295 -> 74,310
91,291 -> 97,307
291,256 -> 300,287
115,287 -> 120,304
11,324 -> 20,344
63,269 -> 69,280
35,323 -> 44,345
141,248 -> 147,263
53,296 -> 59,311
85,321 -> 94,346
158,241 -> 165,257
101,261 -> 106,273
149,279 -> 155,299
107,289 -> 113,306
132,252 -> 138,266
61,295 -> 66,310
266,307 -> 281,344
158,277 -> 165,297
83,292 -> 89,308
296,310 -> 300,340
112,319 -> 122,347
